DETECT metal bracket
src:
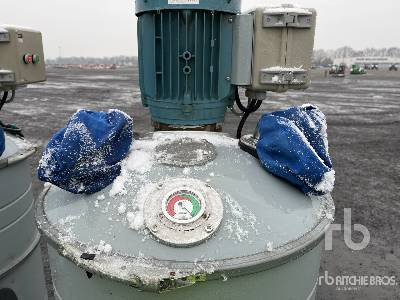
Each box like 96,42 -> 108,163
245,89 -> 266,101
0,70 -> 16,83
0,27 -> 10,42
260,68 -> 308,85
263,10 -> 312,28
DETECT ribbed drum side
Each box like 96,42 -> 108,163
0,136 -> 47,300
138,10 -> 235,125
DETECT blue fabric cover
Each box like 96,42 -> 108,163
0,127 -> 5,157
256,105 -> 334,195
38,109 -> 133,194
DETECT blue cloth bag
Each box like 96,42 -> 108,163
256,105 -> 335,195
38,109 -> 133,194
0,127 -> 5,157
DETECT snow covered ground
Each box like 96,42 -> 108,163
1,67 -> 399,299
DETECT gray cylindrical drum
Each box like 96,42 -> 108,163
37,132 -> 334,300
0,135 -> 47,300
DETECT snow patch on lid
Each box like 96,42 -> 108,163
264,6 -> 311,15
56,213 -> 84,243
262,66 -> 305,72
109,141 -> 155,197
152,131 -> 238,147
2,24 -> 41,32
313,194 -> 335,222
117,203 -> 127,215
126,182 -> 158,232
96,240 -> 113,255
314,169 -> 335,194
109,132 -> 238,197
222,194 -> 258,243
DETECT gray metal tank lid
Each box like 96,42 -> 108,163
36,131 -> 334,292
0,135 -> 36,169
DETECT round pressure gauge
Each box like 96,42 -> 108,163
143,178 -> 224,247
162,189 -> 206,224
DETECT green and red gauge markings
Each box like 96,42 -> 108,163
23,54 -> 40,64
23,54 -> 32,64
164,190 -> 203,222
32,54 -> 40,64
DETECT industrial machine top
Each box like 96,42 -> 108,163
37,132 -> 334,286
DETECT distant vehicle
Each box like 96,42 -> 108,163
350,64 -> 366,75
389,64 -> 398,71
364,64 -> 379,70
329,64 -> 346,77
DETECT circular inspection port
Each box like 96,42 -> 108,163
183,66 -> 192,75
182,51 -> 192,61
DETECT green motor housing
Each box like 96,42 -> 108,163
136,0 -> 241,127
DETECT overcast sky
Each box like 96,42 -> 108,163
1,0 -> 399,58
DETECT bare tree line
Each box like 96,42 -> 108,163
313,47 -> 400,66
46,56 -> 138,66
46,47 -> 400,67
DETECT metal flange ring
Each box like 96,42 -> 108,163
143,178 -> 223,247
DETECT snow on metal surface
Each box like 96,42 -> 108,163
264,6 -> 311,15
39,131 -> 334,288
261,66 -> 306,72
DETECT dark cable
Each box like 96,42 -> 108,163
0,91 -> 9,112
235,87 -> 263,139
236,100 -> 256,139
235,88 -> 248,112
0,90 -> 23,137
6,90 -> 15,104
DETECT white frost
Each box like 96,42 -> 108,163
262,66 -> 305,72
314,169 -> 335,194
223,195 -> 258,243
127,212 -> 145,231
264,6 -> 311,15
125,150 -> 153,174
96,240 -> 113,255
266,242 -> 274,252
117,203 -> 127,215
272,75 -> 280,83
103,244 -> 113,254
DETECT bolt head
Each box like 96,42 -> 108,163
205,224 -> 213,233
151,224 -> 159,232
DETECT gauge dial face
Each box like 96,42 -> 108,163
162,189 -> 205,224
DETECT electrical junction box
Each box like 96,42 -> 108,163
135,1 -> 317,126
232,5 -> 316,93
0,25 -> 46,91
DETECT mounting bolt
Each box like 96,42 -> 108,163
228,17 -> 233,23
225,76 -> 231,81
152,224 -> 159,232
205,224 -> 213,233
158,183 -> 163,190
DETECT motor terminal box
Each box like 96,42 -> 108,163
232,5 -> 316,93
0,25 -> 46,91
